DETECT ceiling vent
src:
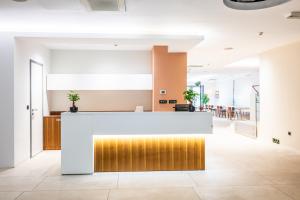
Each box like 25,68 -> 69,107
286,11 -> 300,19
223,0 -> 290,10
81,0 -> 126,11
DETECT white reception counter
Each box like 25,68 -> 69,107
61,112 -> 213,174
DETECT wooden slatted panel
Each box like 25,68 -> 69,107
94,135 -> 205,172
43,116 -> 61,150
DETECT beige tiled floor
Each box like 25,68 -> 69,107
196,185 -> 293,200
0,192 -> 21,200
17,190 -> 109,200
109,188 -> 201,200
0,122 -> 300,200
118,172 -> 194,188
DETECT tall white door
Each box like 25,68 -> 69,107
30,60 -> 43,157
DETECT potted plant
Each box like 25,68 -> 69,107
183,89 -> 199,112
68,91 -> 80,113
200,94 -> 210,111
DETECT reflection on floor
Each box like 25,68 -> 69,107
1,122 -> 300,200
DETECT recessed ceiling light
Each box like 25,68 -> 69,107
12,0 -> 27,2
188,65 -> 204,68
223,0 -> 290,10
114,44 -> 118,47
224,47 -> 234,51
208,78 -> 217,81
258,32 -> 264,36
286,11 -> 300,19
81,0 -> 126,12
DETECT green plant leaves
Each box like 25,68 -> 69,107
68,90 -> 80,102
183,89 -> 199,103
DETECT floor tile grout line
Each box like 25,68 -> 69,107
106,189 -> 111,200
255,172 -> 284,185
31,175 -> 48,191
193,188 -> 204,200
117,173 -> 120,189
186,172 -> 205,200
14,191 -> 25,200
187,173 -> 199,188
41,164 -> 59,178
270,185 -> 297,200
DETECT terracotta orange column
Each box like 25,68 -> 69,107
152,46 -> 187,112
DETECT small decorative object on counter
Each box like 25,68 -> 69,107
183,89 -> 199,112
68,91 -> 80,113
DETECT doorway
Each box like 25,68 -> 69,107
30,59 -> 44,158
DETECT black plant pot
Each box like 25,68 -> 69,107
189,104 -> 195,112
70,106 -> 78,113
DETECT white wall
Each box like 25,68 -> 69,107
50,50 -> 151,74
49,50 -> 152,111
14,38 -> 51,165
0,33 -> 15,168
47,74 -> 152,90
260,41 -> 300,149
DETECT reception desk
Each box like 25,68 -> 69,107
61,112 -> 213,174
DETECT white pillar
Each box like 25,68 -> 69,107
0,33 -> 15,168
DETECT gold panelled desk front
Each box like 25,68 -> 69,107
94,135 -> 205,172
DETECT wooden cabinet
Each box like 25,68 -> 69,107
43,116 -> 61,150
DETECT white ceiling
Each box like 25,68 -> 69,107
187,65 -> 259,85
1,0 -> 300,71
17,35 -> 204,52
